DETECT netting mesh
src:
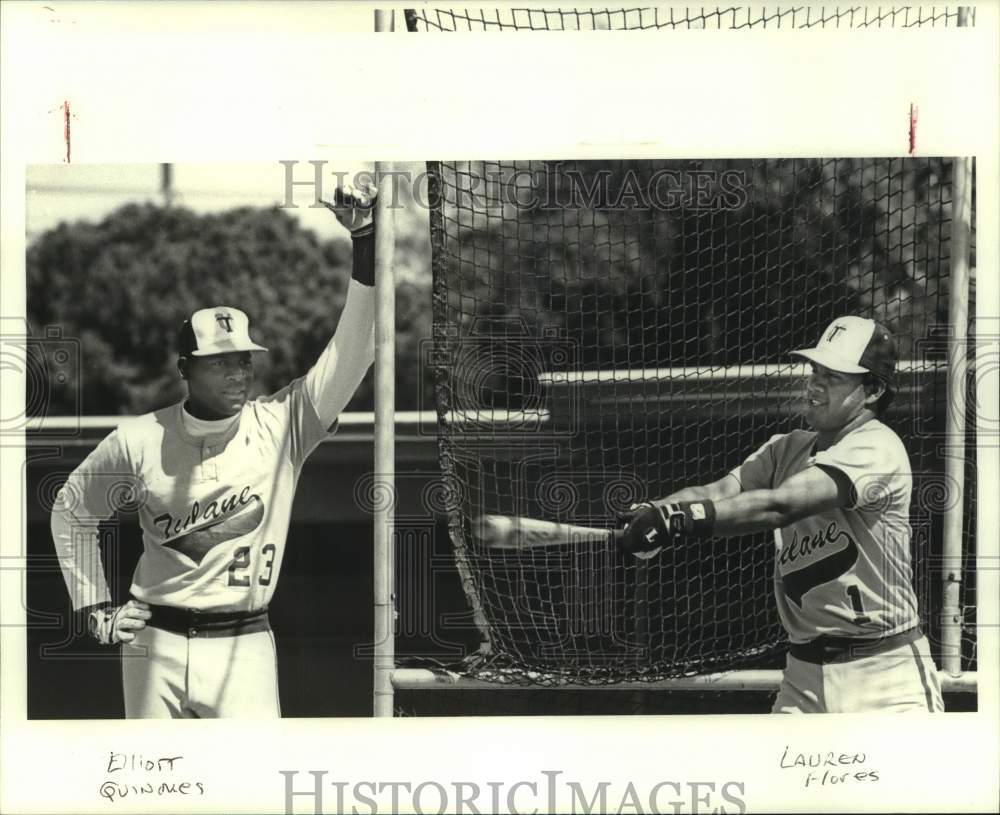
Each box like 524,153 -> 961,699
405,5 -> 974,31
421,157 -> 976,686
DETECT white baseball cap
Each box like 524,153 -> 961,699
791,316 -> 898,383
177,307 -> 268,357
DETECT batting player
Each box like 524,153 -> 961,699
620,317 -> 944,713
51,185 -> 377,718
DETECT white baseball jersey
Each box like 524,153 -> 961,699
52,279 -> 375,615
57,378 -> 329,611
731,419 -> 919,644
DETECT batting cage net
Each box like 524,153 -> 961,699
396,7 -> 978,703
410,156 -> 977,690
405,5 -> 973,31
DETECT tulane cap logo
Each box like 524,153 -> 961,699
791,316 -> 898,387
177,307 -> 268,357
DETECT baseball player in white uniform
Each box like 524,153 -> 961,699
51,185 -> 377,718
620,316 -> 944,713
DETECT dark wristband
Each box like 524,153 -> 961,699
676,500 -> 716,538
351,229 -> 375,287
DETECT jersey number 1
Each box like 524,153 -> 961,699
228,543 -> 276,587
783,534 -> 871,624
846,584 -> 871,624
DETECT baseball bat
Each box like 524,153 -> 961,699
473,514 -> 622,550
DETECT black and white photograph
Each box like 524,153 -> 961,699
1,3 -> 997,814
19,154 -> 981,720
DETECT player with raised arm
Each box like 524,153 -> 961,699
51,184 -> 378,718
619,317 -> 944,713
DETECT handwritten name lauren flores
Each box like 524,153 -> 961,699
780,746 -> 880,788
100,752 -> 206,802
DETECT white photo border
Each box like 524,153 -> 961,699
1,3 -> 997,814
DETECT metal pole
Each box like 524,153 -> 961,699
374,9 -> 395,33
942,153 -> 972,676
390,668 -> 977,693
372,162 -> 397,716
372,0 -> 397,721
160,163 -> 174,207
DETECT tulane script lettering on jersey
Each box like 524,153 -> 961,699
56,376 -> 333,612
731,420 -> 919,643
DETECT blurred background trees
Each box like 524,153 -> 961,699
27,201 -> 431,415
435,157 -> 965,375
26,157 -> 968,416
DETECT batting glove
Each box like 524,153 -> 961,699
618,502 -> 672,556
321,182 -> 377,286
321,182 -> 377,237
88,600 -> 151,645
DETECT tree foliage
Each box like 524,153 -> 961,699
437,158 -> 960,372
27,203 -> 432,415
26,158 -> 967,418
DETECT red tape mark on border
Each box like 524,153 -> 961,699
908,103 -> 918,155
63,100 -> 72,163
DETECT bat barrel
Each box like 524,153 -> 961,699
473,515 -> 618,550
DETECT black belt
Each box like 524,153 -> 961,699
789,626 -> 922,665
143,603 -> 270,638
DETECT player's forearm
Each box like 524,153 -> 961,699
306,279 -> 375,427
336,277 -> 376,359
621,487 -> 793,555
624,468 -> 845,554
657,485 -> 719,505
712,489 -> 795,536
655,474 -> 739,507
50,502 -> 112,611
